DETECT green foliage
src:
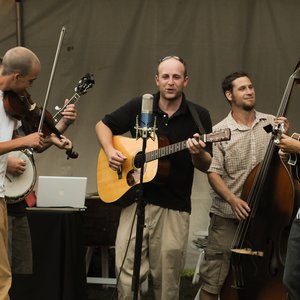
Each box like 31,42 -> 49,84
182,269 -> 195,277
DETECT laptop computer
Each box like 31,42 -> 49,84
36,176 -> 87,208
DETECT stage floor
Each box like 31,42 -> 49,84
87,275 -> 200,300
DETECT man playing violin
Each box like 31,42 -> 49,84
0,46 -> 76,300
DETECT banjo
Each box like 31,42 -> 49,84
4,73 -> 95,204
5,150 -> 36,204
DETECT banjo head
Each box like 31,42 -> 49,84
5,150 -> 36,204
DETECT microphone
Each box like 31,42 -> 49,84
138,94 -> 154,139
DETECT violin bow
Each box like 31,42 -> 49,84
38,26 -> 66,135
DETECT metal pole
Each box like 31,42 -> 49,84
15,0 -> 23,46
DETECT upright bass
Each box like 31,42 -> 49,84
221,62 -> 300,300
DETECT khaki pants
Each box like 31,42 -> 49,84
200,214 -> 238,295
115,203 -> 189,300
0,199 -> 11,300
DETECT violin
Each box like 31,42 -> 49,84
3,90 -> 61,136
3,90 -> 78,159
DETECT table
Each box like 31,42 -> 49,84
10,208 -> 87,300
83,197 -> 121,285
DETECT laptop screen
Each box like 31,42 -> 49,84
36,176 -> 87,208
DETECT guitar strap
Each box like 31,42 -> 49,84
186,101 -> 206,134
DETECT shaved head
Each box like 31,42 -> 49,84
2,46 -> 40,76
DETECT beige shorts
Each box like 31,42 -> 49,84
199,214 -> 238,295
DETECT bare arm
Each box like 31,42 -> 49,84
207,172 -> 250,220
95,120 -> 127,171
0,132 -> 44,156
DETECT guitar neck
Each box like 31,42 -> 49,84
146,139 -> 196,162
53,93 -> 81,123
144,128 -> 231,162
139,128 -> 230,163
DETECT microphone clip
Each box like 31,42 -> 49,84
134,115 -> 157,140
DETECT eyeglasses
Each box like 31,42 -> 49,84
159,55 -> 186,66
158,55 -> 187,76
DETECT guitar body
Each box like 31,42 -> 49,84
97,135 -> 160,204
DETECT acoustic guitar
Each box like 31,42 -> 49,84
97,128 -> 231,204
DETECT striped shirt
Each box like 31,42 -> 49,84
208,110 -> 275,219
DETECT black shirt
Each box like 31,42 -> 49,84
102,92 -> 212,213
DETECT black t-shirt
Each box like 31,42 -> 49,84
102,92 -> 212,213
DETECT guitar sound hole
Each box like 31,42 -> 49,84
127,170 -> 138,186
134,152 -> 145,168
127,152 -> 146,186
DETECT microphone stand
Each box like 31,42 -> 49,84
131,137 -> 147,300
131,119 -> 156,300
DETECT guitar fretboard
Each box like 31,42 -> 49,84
53,93 -> 81,123
134,129 -> 230,166
146,140 -> 188,162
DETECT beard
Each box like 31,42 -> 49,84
242,101 -> 255,111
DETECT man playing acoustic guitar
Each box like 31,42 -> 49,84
95,55 -> 213,299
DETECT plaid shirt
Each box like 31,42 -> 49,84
208,110 -> 275,219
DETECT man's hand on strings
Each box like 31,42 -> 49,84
187,133 -> 207,155
61,99 -> 77,126
274,116 -> 289,134
229,195 -> 251,221
106,148 -> 127,171
187,133 -> 212,172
